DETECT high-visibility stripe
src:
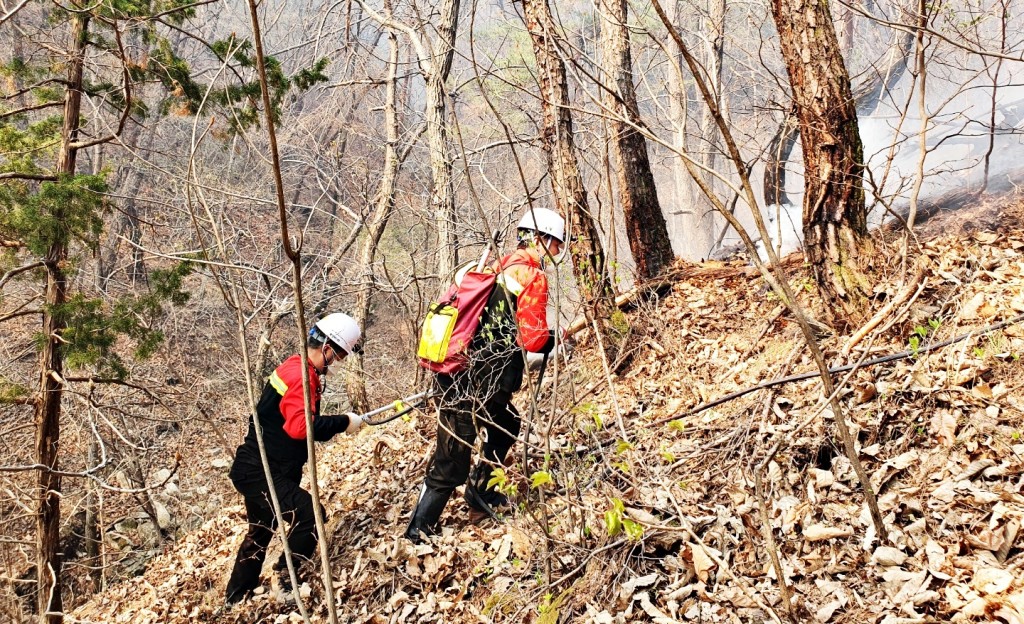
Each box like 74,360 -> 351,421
269,370 -> 289,396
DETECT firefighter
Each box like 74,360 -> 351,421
225,313 -> 364,605
405,208 -> 566,542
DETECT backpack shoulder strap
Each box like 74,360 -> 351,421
494,258 -> 532,296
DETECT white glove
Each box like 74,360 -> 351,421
345,412 -> 365,434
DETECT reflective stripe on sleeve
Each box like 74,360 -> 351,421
269,370 -> 289,396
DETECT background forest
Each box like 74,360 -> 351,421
2,0 -> 1024,621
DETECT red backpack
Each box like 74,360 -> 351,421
417,258 -> 522,374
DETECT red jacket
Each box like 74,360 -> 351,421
270,355 -> 324,440
496,247 -> 553,353
231,355 -> 352,481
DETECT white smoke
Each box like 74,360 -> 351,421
754,203 -> 803,262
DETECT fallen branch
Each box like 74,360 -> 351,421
843,257 -> 928,355
654,311 -> 1024,427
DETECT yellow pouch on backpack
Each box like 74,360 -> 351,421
417,303 -> 459,363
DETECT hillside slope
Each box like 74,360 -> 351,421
73,195 -> 1024,623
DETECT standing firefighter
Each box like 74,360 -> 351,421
225,313 -> 365,605
405,208 -> 566,542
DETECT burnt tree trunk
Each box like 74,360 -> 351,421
599,0 -> 674,279
763,47 -> 913,213
763,108 -> 799,209
523,0 -> 616,338
36,10 -> 89,623
770,0 -> 874,327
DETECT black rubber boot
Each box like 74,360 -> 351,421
224,585 -> 255,606
405,486 -> 451,543
463,462 -> 508,520
224,549 -> 264,605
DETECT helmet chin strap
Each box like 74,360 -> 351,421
550,244 -> 568,266
536,235 -> 567,268
316,344 -> 331,391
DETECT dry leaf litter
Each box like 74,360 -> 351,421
72,197 -> 1024,623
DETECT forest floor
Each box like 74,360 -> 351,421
71,193 -> 1024,623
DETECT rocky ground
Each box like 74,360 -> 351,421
71,194 -> 1024,623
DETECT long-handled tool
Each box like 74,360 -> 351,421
342,389 -> 434,426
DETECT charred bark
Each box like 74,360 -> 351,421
763,108 -> 798,209
763,18 -> 913,219
599,0 -> 674,279
523,0 -> 616,338
770,0 -> 874,327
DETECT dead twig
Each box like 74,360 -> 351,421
654,311 -> 1024,428
843,256 -> 928,356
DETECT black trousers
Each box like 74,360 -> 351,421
425,373 -> 521,502
225,467 -> 318,601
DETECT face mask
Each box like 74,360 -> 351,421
537,236 -> 566,269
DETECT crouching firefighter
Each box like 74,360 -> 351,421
225,313 -> 365,605
405,207 -> 566,542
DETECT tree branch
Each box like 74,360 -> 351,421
0,172 -> 58,181
0,101 -> 64,120
68,25 -> 133,150
0,0 -> 31,26
0,261 -> 44,289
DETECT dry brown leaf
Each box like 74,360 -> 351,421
802,524 -> 853,542
972,568 -> 1014,595
872,546 -> 908,567
854,382 -> 877,404
688,542 -> 716,582
958,458 -> 997,481
931,410 -> 958,446
973,383 -> 994,399
634,591 -> 676,623
967,527 -> 1005,552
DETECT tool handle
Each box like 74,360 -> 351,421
363,402 -> 420,426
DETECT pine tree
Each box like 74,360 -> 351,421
1,2 -> 327,619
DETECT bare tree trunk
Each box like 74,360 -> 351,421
83,439 -> 101,593
347,0 -> 458,406
770,0 -> 874,328
696,0 -> 726,254
523,0 -> 616,343
348,23 -> 402,411
425,0 -> 460,277
666,45 -> 696,257
981,0 -> 1008,192
96,75 -> 147,290
245,1 -> 336,619
599,0 -> 674,279
763,109 -> 799,208
664,0 -> 720,260
906,0 -> 931,233
35,10 -> 89,623
98,167 -> 146,289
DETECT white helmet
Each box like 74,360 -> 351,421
311,313 -> 362,355
517,207 -> 565,243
